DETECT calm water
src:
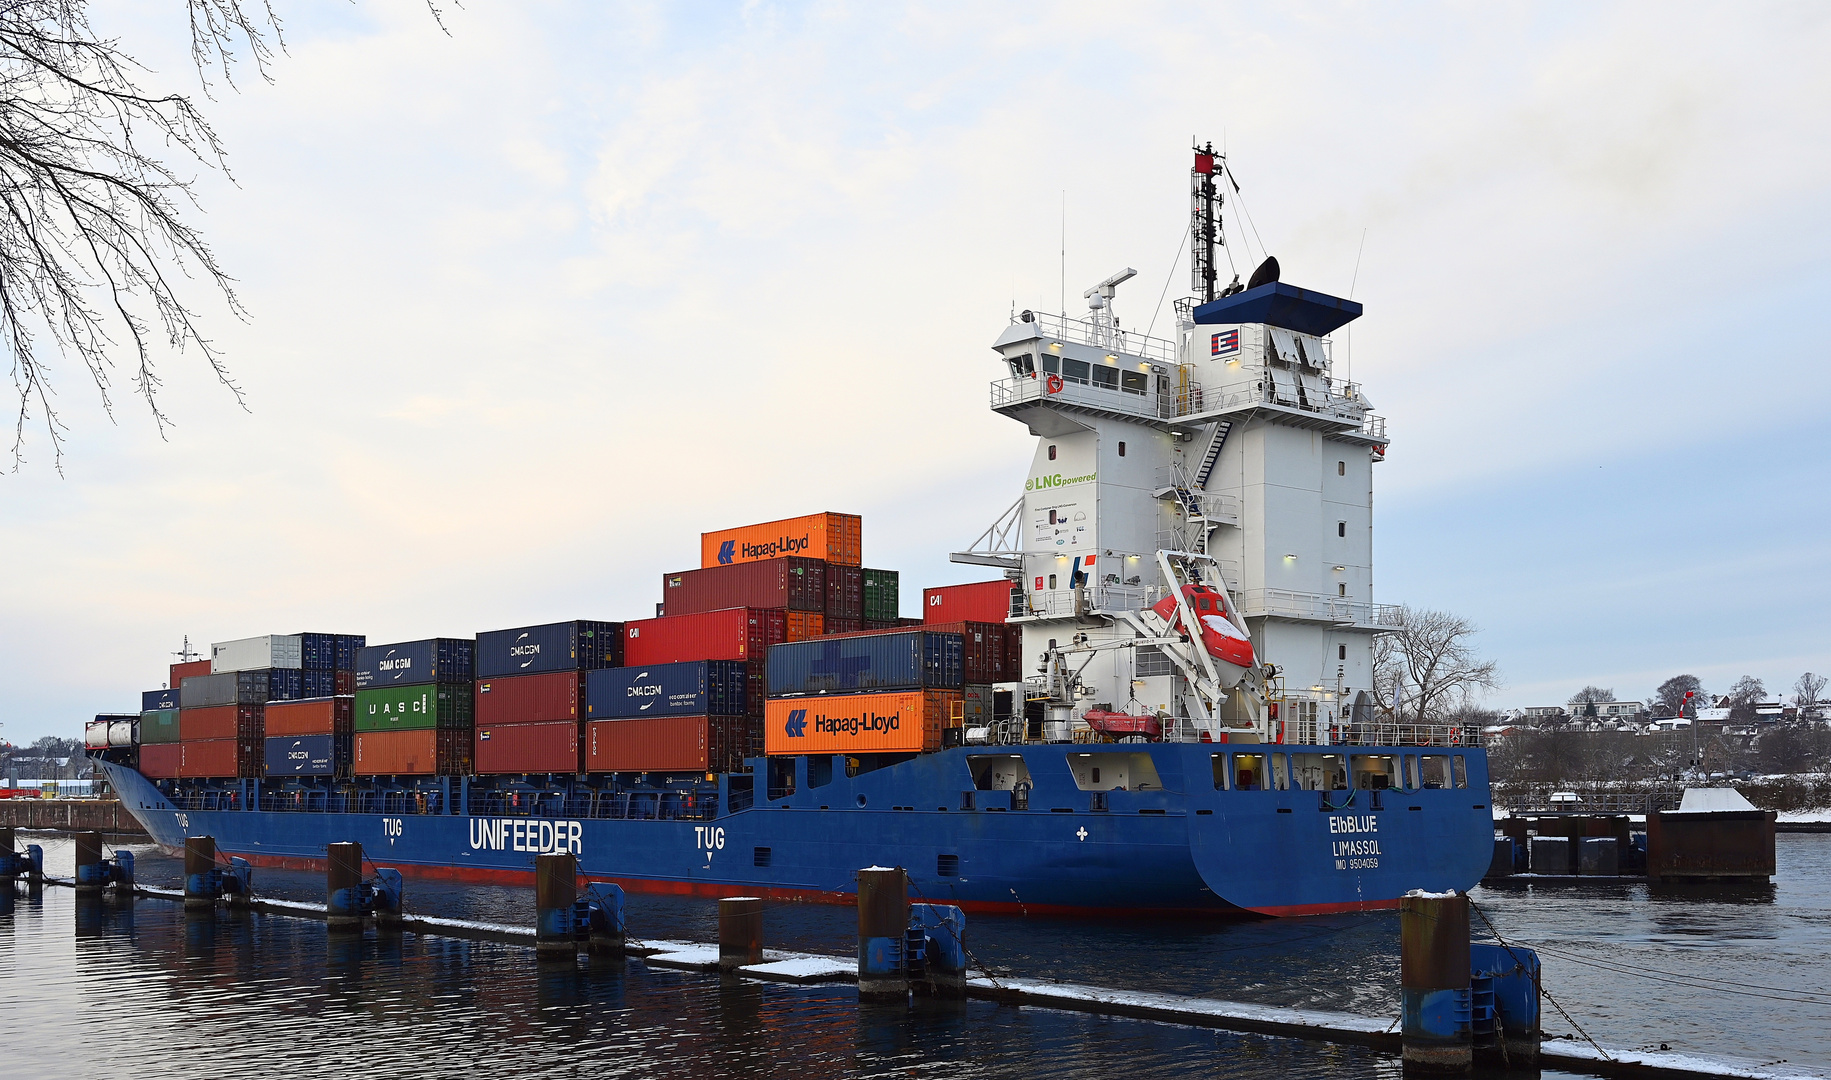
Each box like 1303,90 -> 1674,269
2,835 -> 1827,1079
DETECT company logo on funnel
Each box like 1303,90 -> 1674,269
717,540 -> 736,564
785,709 -> 808,738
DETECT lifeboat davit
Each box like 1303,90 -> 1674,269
1150,583 -> 1255,670
1083,709 -> 1163,741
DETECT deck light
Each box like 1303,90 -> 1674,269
1333,565 -> 1346,572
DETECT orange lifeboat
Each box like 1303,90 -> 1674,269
1150,583 -> 1255,670
1083,709 -> 1163,741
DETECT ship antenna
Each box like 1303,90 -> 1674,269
1190,141 -> 1222,303
1060,189 -> 1067,318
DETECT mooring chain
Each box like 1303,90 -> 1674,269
906,873 -> 1007,992
1468,896 -> 1611,1062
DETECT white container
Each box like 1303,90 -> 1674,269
211,634 -> 304,673
84,720 -> 110,749
108,720 -> 137,747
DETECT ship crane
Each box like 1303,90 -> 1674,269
1037,551 -> 1271,742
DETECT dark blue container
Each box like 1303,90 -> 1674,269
335,634 -> 366,671
263,733 -> 347,777
247,668 -> 303,702
767,631 -> 963,696
476,620 -> 624,678
141,688 -> 180,711
301,669 -> 337,698
302,632 -> 369,670
586,660 -> 748,719
355,638 -> 474,689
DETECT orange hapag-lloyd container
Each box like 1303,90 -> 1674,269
701,512 -> 861,569
764,689 -> 960,756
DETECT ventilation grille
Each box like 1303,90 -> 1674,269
936,854 -> 959,878
753,846 -> 772,868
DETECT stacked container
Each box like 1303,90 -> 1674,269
354,638 -> 475,776
862,568 -> 901,625
298,631 -> 367,698
471,620 -> 623,775
923,580 -> 1017,624
264,696 -> 354,779
700,511 -> 860,568
179,660 -> 269,779
662,558 -> 826,616
764,627 -> 966,756
584,660 -> 756,773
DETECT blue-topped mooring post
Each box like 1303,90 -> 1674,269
73,830 -> 103,895
534,852 -> 578,955
857,867 -> 911,1001
1470,942 -> 1541,1067
908,904 -> 967,998
184,836 -> 218,909
1401,890 -> 1472,1074
326,842 -> 365,932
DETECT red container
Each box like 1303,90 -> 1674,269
923,621 -> 1023,684
924,580 -> 1015,624
170,659 -> 211,687
474,719 -> 581,775
785,611 -> 825,641
824,564 -> 863,620
475,671 -> 585,725
662,558 -> 825,616
335,670 -> 356,695
585,715 -> 756,774
265,697 -> 353,738
140,743 -> 181,779
823,617 -> 862,635
624,607 -> 786,665
862,618 -> 901,631
181,704 -> 264,741
180,737 -> 260,778
354,729 -> 470,776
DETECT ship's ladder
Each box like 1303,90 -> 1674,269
1154,421 -> 1232,556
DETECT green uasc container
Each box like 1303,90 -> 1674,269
354,683 -> 474,732
862,568 -> 900,621
140,708 -> 181,744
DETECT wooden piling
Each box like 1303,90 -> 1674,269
183,836 -> 217,908
325,842 -> 365,931
534,852 -> 578,955
1400,890 -> 1471,1075
856,867 -> 911,1001
718,897 -> 764,970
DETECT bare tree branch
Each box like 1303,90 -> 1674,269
1372,605 -> 1500,724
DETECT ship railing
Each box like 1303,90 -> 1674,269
1328,723 -> 1486,748
1502,789 -> 1683,816
1020,584 -> 1156,618
1237,589 -> 1402,628
1017,310 -> 1179,364
990,373 -> 1174,422
1193,378 -> 1373,429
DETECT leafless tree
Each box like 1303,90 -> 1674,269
1726,675 -> 1766,723
1654,674 -> 1706,717
1794,672 -> 1826,714
1374,605 -> 1500,724
1566,684 -> 1614,719
1,2 -> 445,472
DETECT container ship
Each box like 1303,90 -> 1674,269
87,146 -> 1494,916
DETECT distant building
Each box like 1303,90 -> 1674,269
1519,706 -> 1567,722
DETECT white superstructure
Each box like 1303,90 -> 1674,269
956,225 -> 1396,744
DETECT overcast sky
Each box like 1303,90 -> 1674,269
4,2 -> 1828,744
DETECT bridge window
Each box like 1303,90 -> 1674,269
1062,358 -> 1091,384
1007,352 -> 1035,378
1041,353 -> 1059,375
1092,365 -> 1118,390
1121,370 -> 1149,394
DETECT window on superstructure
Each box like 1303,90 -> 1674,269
1062,358 -> 1091,384
1008,353 -> 1035,378
1092,365 -> 1119,390
1338,521 -> 1346,537
1120,370 -> 1149,394
1117,442 -> 1126,457
1048,575 -> 1057,590
1338,583 -> 1347,597
1452,756 -> 1468,789
1048,445 -> 1057,461
1338,644 -> 1347,660
1041,353 -> 1060,375
1338,461 -> 1345,475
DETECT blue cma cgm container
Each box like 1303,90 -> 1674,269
355,638 -> 474,689
586,660 -> 749,719
263,733 -> 347,777
299,632 -> 367,671
476,620 -> 624,678
141,688 -> 180,711
767,630 -> 964,697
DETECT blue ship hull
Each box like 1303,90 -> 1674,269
99,743 -> 1494,916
